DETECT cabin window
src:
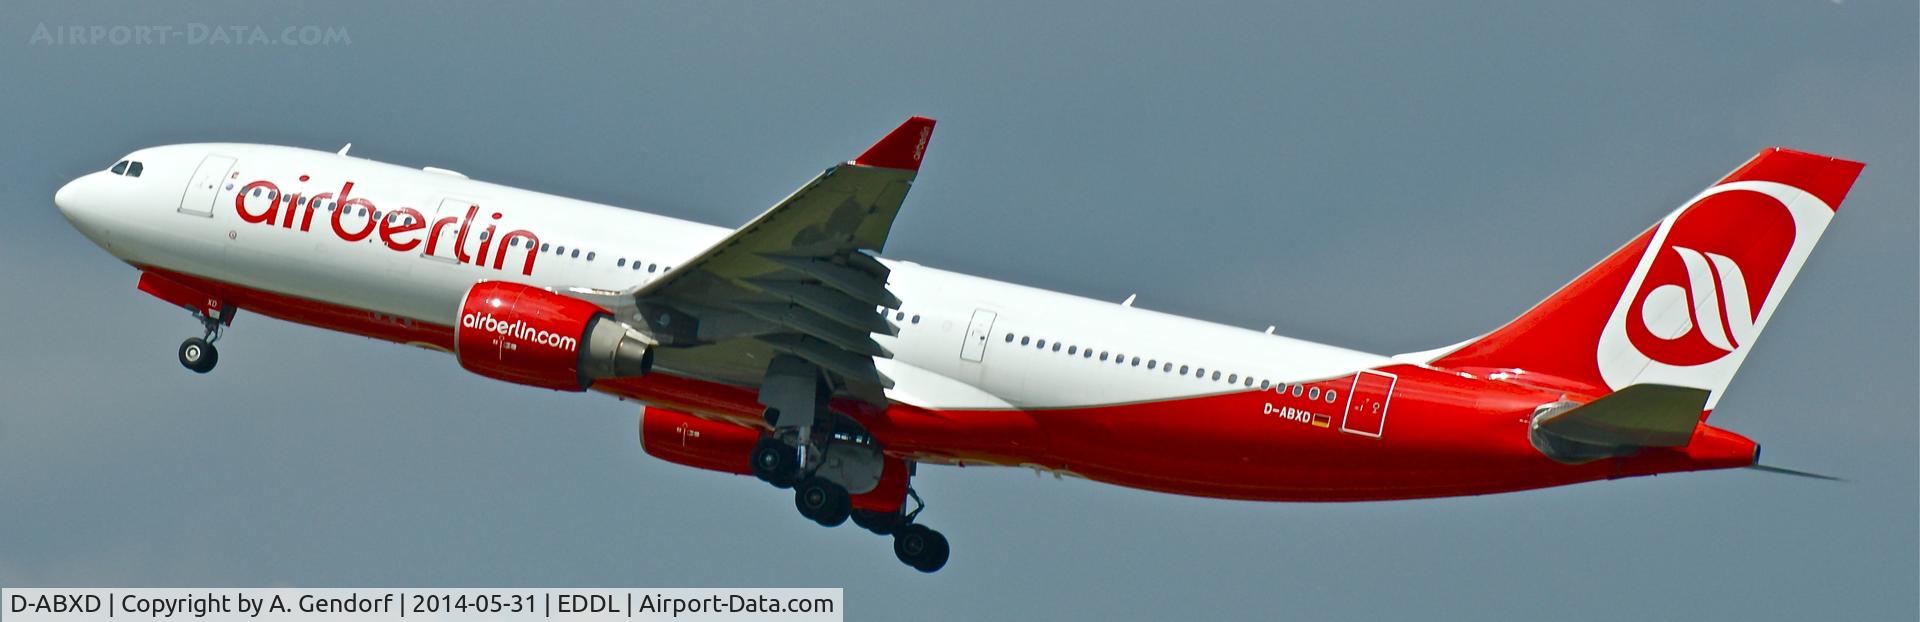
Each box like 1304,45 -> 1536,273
1146,359 -> 1157,370
586,251 -> 595,261
1005,333 -> 1015,343
1035,339 -> 1046,349
1325,390 -> 1337,403
617,258 -> 627,267
912,315 -> 922,324
1260,380 -> 1271,390
1067,345 -> 1077,355
1180,365 -> 1190,375
1291,384 -> 1303,397
1099,352 -> 1109,361
1049,341 -> 1058,351
1308,387 -> 1320,399
648,264 -> 658,273
1020,336 -> 1030,346
1211,371 -> 1222,381
1228,374 -> 1238,384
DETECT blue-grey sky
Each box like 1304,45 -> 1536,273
1,2 -> 1913,620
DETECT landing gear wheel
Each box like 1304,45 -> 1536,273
178,338 -> 218,374
750,438 -> 799,489
851,510 -> 904,535
793,477 -> 851,527
892,524 -> 949,573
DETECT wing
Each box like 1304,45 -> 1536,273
625,117 -> 936,405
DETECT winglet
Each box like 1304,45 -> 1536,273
852,116 -> 937,171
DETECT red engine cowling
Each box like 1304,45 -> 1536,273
640,407 -> 909,513
640,407 -> 759,475
456,281 -> 654,391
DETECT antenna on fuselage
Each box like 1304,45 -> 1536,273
337,143 -> 352,156
1121,294 -> 1137,307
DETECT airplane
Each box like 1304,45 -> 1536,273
54,117 -> 1861,573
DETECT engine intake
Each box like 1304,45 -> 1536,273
456,280 -> 654,391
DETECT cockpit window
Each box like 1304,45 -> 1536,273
108,160 -> 144,177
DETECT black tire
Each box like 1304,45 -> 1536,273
893,524 -> 949,573
793,477 -> 851,527
750,438 -> 797,488
178,338 -> 217,374
851,509 -> 904,535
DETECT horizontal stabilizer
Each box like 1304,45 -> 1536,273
1530,384 -> 1708,463
1747,464 -> 1844,482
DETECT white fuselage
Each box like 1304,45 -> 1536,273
61,143 -> 1391,411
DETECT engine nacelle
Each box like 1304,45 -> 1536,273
639,406 -> 759,475
638,406 -> 909,513
456,280 -> 654,391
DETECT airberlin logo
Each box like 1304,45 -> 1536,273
461,311 -> 578,352
1622,187 -> 1797,367
1638,246 -> 1754,353
232,177 -> 543,276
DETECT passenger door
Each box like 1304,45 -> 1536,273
421,197 -> 479,263
1341,370 -> 1396,438
960,309 -> 997,363
955,308 -> 998,386
178,154 -> 236,217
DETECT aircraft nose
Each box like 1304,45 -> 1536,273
55,172 -> 114,246
54,176 -> 81,219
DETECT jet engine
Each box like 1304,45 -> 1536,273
455,280 -> 654,391
639,406 -> 761,475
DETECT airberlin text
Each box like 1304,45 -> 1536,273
463,312 -> 578,352
234,178 -> 541,276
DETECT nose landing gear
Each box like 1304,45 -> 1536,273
177,306 -> 232,374
178,337 -> 218,373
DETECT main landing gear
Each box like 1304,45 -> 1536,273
750,430 -> 950,573
752,354 -> 952,573
177,306 -> 232,374
744,431 -> 948,572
